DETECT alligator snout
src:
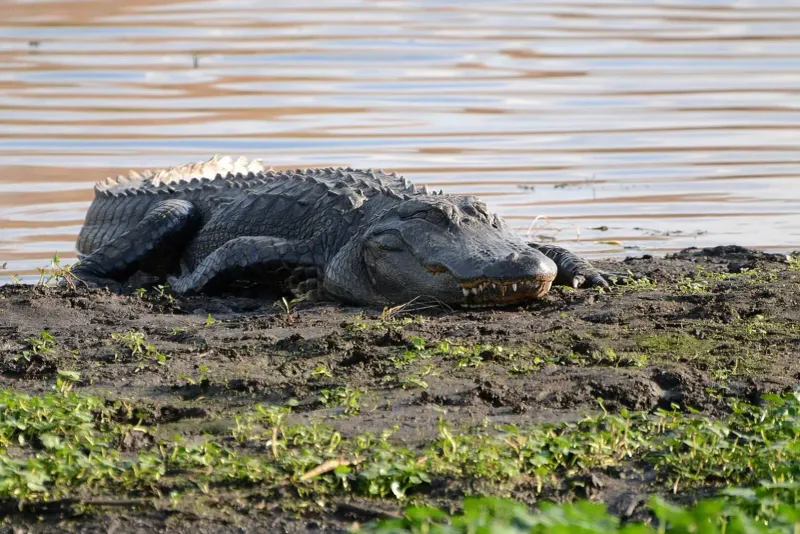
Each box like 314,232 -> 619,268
484,249 -> 557,281
458,277 -> 553,307
445,249 -> 558,307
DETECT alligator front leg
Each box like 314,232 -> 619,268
286,266 -> 327,301
167,236 -> 320,296
528,243 -> 630,289
72,200 -> 198,289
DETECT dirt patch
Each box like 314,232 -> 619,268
0,245 -> 798,532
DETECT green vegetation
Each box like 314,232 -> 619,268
399,365 -> 435,390
311,363 -> 334,379
274,296 -> 307,323
111,330 -> 169,366
3,251 -> 800,531
389,337 -> 510,370
634,332 -> 714,361
362,495 -> 800,533
153,284 -> 174,301
318,386 -> 363,415
18,330 -> 55,362
344,310 -> 426,333
673,265 -> 779,295
8,330 -> 58,376
36,252 -> 77,288
0,253 -> 77,288
1,387 -> 800,526
616,274 -> 657,292
383,333 -> 651,384
177,364 -> 210,386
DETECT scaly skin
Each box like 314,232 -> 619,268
74,156 -> 622,306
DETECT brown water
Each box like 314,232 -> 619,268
2,0 -> 800,281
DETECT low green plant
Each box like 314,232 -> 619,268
400,365 -> 434,390
55,370 -> 80,394
590,347 -> 648,367
311,364 -> 334,379
344,310 -> 425,333
177,364 -> 210,386
12,330 -> 57,372
616,273 -> 657,292
154,284 -> 174,301
2,388 -> 800,526
275,296 -> 305,323
20,330 -> 55,360
111,330 -> 169,366
0,262 -> 24,285
677,276 -> 710,294
360,495 -> 800,533
36,253 -> 76,288
319,386 -> 363,416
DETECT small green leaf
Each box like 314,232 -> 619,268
57,370 -> 80,382
40,433 -> 61,449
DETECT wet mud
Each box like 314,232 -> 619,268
0,246 -> 798,532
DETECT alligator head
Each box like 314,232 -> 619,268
323,196 -> 558,306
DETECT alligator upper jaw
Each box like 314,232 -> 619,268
457,276 -> 554,307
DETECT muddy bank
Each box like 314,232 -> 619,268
0,246 -> 798,533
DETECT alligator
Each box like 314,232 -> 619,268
73,156 -> 620,306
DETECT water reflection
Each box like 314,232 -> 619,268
2,0 -> 800,278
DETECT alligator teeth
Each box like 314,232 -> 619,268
470,287 -> 479,295
462,288 -> 470,297
512,283 -> 518,292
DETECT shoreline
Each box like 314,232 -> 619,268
1,245 -> 798,532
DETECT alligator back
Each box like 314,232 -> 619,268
77,156 -> 268,256
76,155 -> 431,261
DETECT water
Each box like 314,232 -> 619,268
3,0 -> 800,279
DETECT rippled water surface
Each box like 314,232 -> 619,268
2,0 -> 800,278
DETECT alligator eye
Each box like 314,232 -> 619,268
411,209 -> 447,225
425,264 -> 449,274
371,233 -> 405,252
463,202 -> 490,222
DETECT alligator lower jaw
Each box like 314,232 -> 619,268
457,277 -> 554,307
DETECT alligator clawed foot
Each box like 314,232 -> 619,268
286,267 -> 321,289
527,243 -> 641,291
290,277 -> 324,301
570,269 -> 640,289
565,267 -> 610,289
